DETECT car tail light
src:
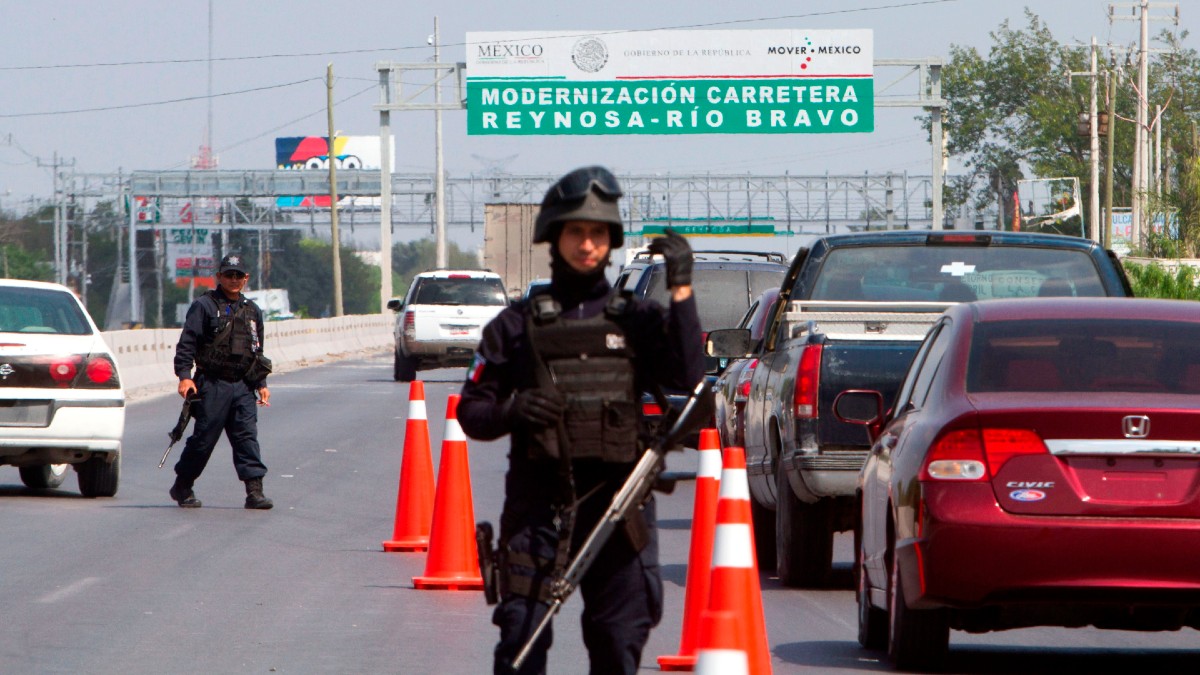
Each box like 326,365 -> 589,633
981,428 -> 1047,474
84,356 -> 115,385
642,402 -> 662,416
403,310 -> 416,340
793,344 -> 822,418
449,274 -> 471,279
922,429 -> 988,480
48,356 -> 79,385
734,359 -> 758,403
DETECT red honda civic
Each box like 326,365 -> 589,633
837,297 -> 1200,671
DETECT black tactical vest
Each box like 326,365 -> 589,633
196,295 -> 258,381
526,295 -> 640,463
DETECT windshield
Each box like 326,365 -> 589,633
411,277 -> 508,306
968,319 -> 1200,394
812,244 -> 1108,303
0,287 -> 92,335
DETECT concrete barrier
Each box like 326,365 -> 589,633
105,315 -> 395,401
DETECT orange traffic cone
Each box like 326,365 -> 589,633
383,381 -> 436,552
704,446 -> 771,674
659,428 -> 723,671
694,610 -> 749,675
412,394 -> 484,591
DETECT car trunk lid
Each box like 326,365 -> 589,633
974,403 -> 1200,518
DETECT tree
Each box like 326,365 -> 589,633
927,11 -> 1096,225
251,231 -> 380,317
391,238 -> 481,300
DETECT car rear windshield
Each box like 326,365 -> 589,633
0,287 -> 91,335
968,319 -> 1200,394
411,277 -> 507,306
646,267 -> 786,331
812,245 -> 1109,304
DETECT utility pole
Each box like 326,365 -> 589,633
327,63 -> 344,316
1069,37 -> 1102,242
37,152 -> 75,286
433,16 -> 448,268
1104,66 -> 1117,249
1110,1 -> 1180,250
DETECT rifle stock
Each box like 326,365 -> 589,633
510,380 -> 713,670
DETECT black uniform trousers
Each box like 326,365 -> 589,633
493,498 -> 663,675
174,374 -> 267,482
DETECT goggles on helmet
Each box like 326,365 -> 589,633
550,166 -> 623,203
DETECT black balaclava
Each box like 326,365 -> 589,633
548,227 -> 611,307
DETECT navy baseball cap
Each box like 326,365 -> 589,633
218,255 -> 247,275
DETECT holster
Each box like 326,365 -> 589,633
622,504 -> 651,553
476,522 -> 501,605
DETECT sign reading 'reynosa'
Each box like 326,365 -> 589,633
465,29 -> 873,136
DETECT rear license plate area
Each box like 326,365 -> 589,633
0,400 -> 53,427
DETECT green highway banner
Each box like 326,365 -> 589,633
465,29 -> 874,136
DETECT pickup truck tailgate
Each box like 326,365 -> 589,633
818,340 -> 920,446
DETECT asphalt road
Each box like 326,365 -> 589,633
1,354 -> 1197,674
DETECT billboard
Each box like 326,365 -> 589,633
275,135 -> 393,207
465,29 -> 873,136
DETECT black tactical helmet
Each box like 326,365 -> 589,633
533,166 -> 624,247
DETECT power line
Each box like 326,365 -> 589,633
155,84 -> 378,170
0,78 -> 322,118
0,1 -> 957,72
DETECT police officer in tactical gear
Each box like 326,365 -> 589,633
171,254 -> 274,510
458,166 -> 704,674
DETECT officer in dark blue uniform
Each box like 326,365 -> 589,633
458,166 -> 704,675
171,254 -> 273,510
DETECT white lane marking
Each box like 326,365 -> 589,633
37,577 -> 100,603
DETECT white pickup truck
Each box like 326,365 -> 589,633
386,270 -> 509,381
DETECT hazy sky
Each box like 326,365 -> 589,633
1,0 -> 1194,207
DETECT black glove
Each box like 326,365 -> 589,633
506,389 -> 566,429
648,227 -> 693,288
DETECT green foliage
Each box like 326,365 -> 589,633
928,10 -> 1166,224
390,238 -> 482,300
0,245 -> 54,281
1123,261 -> 1200,300
263,231 -> 380,317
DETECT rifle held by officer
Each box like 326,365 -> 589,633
159,394 -> 200,468
511,380 -> 714,671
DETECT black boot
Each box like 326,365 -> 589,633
169,476 -> 202,508
244,477 -> 273,510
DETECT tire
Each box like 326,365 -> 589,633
750,494 -> 777,571
394,349 -> 417,382
775,466 -> 833,587
888,538 -> 949,671
857,531 -> 888,650
77,452 -> 120,498
19,464 -> 69,489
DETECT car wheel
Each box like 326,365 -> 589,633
77,452 -> 120,498
394,349 -> 417,382
749,495 -> 776,571
887,537 -> 949,670
775,466 -> 833,587
19,463 -> 69,489
857,528 -> 888,650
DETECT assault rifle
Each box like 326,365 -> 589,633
510,379 -> 715,671
159,393 -> 200,468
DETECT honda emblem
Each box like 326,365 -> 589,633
1122,415 -> 1150,439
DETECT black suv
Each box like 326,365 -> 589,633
615,249 -> 790,443
615,249 -> 789,338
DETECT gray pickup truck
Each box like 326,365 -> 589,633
712,230 -> 1133,587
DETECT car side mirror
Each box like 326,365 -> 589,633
705,328 -> 753,359
832,390 -> 886,440
386,298 -> 402,312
